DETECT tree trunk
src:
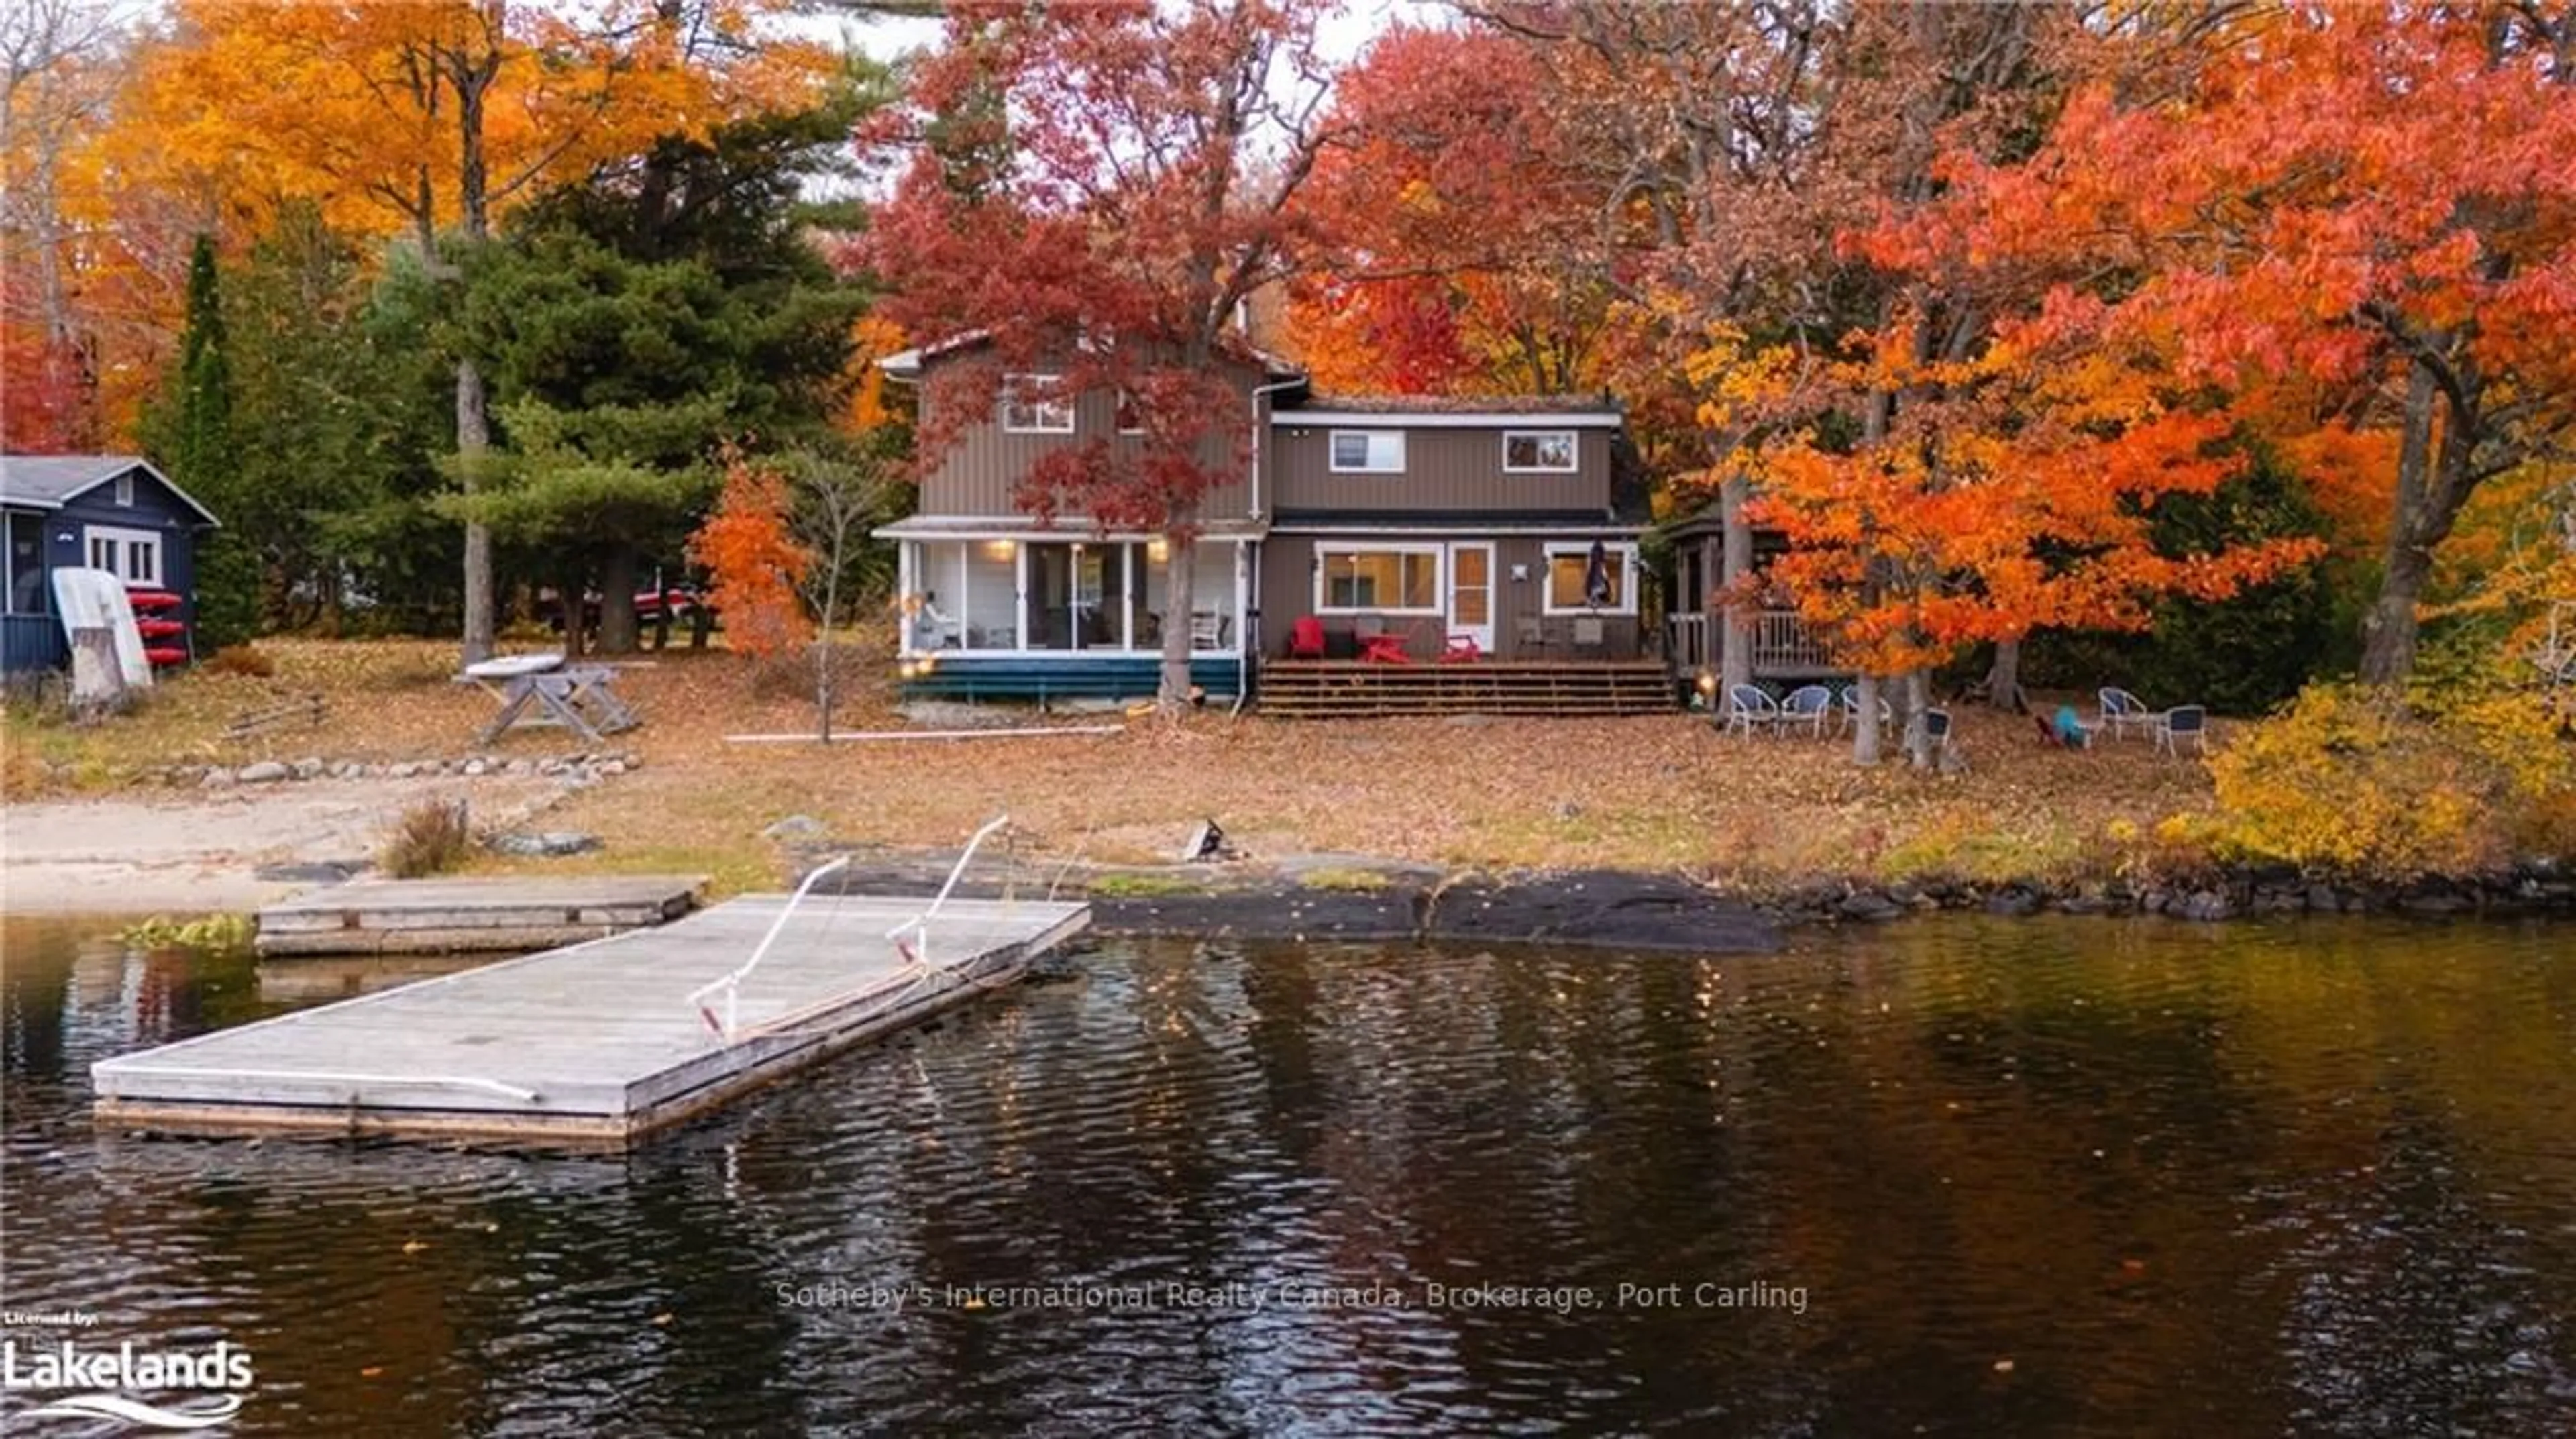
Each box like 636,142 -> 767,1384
1903,669 -> 1934,769
1853,672 -> 1884,765
690,598 -> 712,650
1717,472 -> 1754,696
2359,363 -> 2449,686
557,559 -> 586,660
1159,527 -> 1197,710
458,357 -> 496,664
1984,639 -> 2023,712
596,546 -> 639,655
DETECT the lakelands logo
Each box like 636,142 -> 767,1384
3,1338 -> 255,1430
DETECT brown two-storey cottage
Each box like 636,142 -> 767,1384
875,339 -> 1658,710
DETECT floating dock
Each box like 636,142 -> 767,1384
97,894 -> 1088,1147
254,875 -> 706,956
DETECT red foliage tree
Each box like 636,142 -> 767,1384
855,0 -> 1336,708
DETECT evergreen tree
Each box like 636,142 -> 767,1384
153,235 -> 260,651
453,89 -> 875,653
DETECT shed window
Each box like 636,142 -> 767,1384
85,525 -> 161,586
1328,431 -> 1405,473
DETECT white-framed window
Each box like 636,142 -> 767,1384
85,525 -> 162,586
1000,373 -> 1075,434
1503,430 -> 1578,472
114,472 -> 136,506
1115,390 -> 1144,435
1543,542 -> 1637,615
1328,430 -> 1405,473
1316,545 -> 1441,612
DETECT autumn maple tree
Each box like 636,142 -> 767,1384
859,0 -> 1336,710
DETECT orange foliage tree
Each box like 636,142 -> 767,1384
1966,3 -> 2576,685
688,455 -> 812,660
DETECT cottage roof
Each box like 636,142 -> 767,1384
0,454 -> 221,525
1289,392 -> 1621,417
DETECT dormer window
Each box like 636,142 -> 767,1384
1329,430 -> 1405,473
1503,431 -> 1577,472
1001,374 -> 1075,434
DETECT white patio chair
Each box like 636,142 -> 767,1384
1835,684 -> 1893,738
1720,684 -> 1779,739
2153,704 -> 2210,756
1779,683 -> 1835,738
2099,687 -> 2157,743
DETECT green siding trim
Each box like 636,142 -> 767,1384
900,654 -> 1245,702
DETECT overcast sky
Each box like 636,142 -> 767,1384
814,0 -> 1428,72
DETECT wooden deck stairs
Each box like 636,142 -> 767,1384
1258,660 -> 1677,719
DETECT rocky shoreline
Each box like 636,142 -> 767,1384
794,845 -> 2576,955
1763,865 -> 2576,925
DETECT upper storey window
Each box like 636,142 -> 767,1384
1329,430 -> 1405,473
1001,374 -> 1075,434
1503,430 -> 1577,472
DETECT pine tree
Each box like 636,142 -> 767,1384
166,234 -> 260,652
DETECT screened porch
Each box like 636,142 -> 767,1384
892,534 -> 1249,659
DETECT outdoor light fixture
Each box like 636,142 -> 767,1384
1696,670 -> 1717,696
1147,538 -> 1169,562
985,539 -> 1016,559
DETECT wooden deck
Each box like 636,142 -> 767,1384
254,875 -> 705,955
1259,659 -> 1676,718
97,894 -> 1089,1147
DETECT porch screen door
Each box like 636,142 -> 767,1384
1446,543 -> 1493,654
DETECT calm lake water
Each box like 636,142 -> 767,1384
3,915 -> 2573,1436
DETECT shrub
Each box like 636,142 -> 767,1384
381,797 -> 471,878
2207,683 -> 2575,880
204,644 -> 278,678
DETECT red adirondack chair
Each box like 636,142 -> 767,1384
1288,615 -> 1327,659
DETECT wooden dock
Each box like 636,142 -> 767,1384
98,894 -> 1089,1147
254,875 -> 706,956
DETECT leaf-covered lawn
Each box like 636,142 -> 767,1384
4,639 -> 2220,893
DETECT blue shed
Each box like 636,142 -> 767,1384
1,455 -> 223,674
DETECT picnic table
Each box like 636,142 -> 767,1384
464,653 -> 640,745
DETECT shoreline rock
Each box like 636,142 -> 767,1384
791,843 -> 2576,949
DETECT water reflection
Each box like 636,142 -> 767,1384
3,916 -> 2572,1435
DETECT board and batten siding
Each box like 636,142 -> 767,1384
1260,533 -> 1642,661
916,361 -> 1267,522
1267,423 -> 1615,515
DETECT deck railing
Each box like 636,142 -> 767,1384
1751,609 -> 1833,674
1667,609 -> 1839,676
1668,612 -> 1709,669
